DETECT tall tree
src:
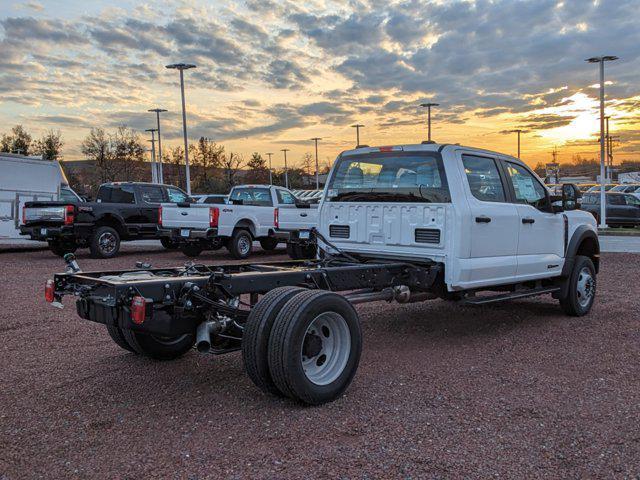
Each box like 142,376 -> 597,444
1,125 -> 33,155
221,152 -> 244,190
81,128 -> 112,183
33,130 -> 64,161
245,152 -> 269,184
190,137 -> 225,191
299,152 -> 314,175
110,126 -> 146,181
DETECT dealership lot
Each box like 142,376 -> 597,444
1,245 -> 639,478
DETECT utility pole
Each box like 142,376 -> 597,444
586,55 -> 618,228
280,149 -> 290,189
419,103 -> 439,142
149,108 -> 167,184
265,152 -> 274,185
351,124 -> 364,147
145,128 -> 158,183
166,63 -> 197,194
310,137 -> 322,190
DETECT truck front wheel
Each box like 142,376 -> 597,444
181,243 -> 203,257
268,290 -> 362,405
122,330 -> 195,360
259,237 -> 279,251
89,226 -> 121,259
559,255 -> 596,316
228,229 -> 253,259
48,240 -> 77,257
160,238 -> 180,250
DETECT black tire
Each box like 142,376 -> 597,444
122,329 -> 195,360
106,324 -> 136,353
48,240 -> 77,257
228,229 -> 253,259
242,286 -> 306,396
286,242 -> 299,260
89,226 -> 121,259
210,238 -> 224,251
259,237 -> 279,251
559,255 -> 596,316
181,243 -> 204,257
268,290 -> 362,405
160,237 -> 180,250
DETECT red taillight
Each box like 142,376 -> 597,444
274,207 -> 279,228
64,205 -> 74,225
158,206 -> 163,226
209,207 -> 219,227
45,279 -> 55,303
130,296 -> 146,324
22,205 -> 26,225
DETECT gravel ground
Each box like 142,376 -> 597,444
1,246 -> 639,479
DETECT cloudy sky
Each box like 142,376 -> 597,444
1,0 -> 639,169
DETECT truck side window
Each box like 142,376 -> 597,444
505,162 -> 547,208
166,187 -> 189,203
99,185 -> 135,204
277,190 -> 296,205
462,155 -> 506,202
139,185 -> 164,204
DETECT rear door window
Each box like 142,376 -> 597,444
462,155 -> 506,202
97,185 -> 136,204
138,185 -> 165,204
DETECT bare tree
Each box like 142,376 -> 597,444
81,128 -> 112,183
222,152 -> 244,190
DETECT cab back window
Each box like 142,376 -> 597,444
326,152 -> 449,203
229,188 -> 273,206
97,185 -> 135,204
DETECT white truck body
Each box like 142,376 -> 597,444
159,184 -> 318,242
0,154 -> 80,239
318,143 -> 598,292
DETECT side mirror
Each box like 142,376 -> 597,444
562,183 -> 581,211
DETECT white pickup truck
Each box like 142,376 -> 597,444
158,185 -> 318,259
51,143 -> 599,406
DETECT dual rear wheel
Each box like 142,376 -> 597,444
242,288 -> 362,405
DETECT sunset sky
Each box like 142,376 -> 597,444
1,0 -> 639,171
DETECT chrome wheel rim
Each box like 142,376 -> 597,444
238,236 -> 251,255
99,232 -> 117,254
301,312 -> 351,386
576,267 -> 595,308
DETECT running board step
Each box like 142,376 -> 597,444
462,287 -> 560,305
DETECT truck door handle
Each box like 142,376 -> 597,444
475,216 -> 491,223
522,217 -> 535,224
300,213 -> 308,217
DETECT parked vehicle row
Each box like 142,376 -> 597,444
580,192 -> 640,227
47,142 -> 599,405
158,184 -> 318,259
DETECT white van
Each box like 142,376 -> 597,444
0,153 -> 81,239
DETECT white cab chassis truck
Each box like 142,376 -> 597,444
158,185 -> 318,259
47,144 -> 598,406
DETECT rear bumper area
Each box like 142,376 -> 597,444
20,224 -> 75,242
158,227 -> 219,242
274,228 -> 313,243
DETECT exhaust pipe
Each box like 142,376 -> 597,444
196,321 -> 216,353
345,286 -> 437,305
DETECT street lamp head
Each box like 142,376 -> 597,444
351,124 -> 364,128
310,137 -> 323,141
586,56 -> 619,63
148,108 -> 168,113
145,128 -> 158,133
419,102 -> 439,108
166,63 -> 197,70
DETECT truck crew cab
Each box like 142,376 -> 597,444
46,144 -> 598,405
21,182 -> 190,258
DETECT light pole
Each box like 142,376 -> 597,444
509,129 -> 523,159
166,63 -> 196,194
145,128 -> 158,183
266,152 -> 274,185
351,124 -> 364,147
586,55 -> 618,228
419,103 -> 439,142
280,149 -> 290,189
149,108 -> 167,184
310,137 -> 322,189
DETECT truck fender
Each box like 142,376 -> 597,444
562,226 -> 600,277
234,219 -> 256,237
95,212 -> 127,234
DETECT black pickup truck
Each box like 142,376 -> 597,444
20,182 -> 190,258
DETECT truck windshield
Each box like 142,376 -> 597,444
326,152 -> 450,202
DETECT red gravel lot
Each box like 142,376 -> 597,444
1,246 -> 639,479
